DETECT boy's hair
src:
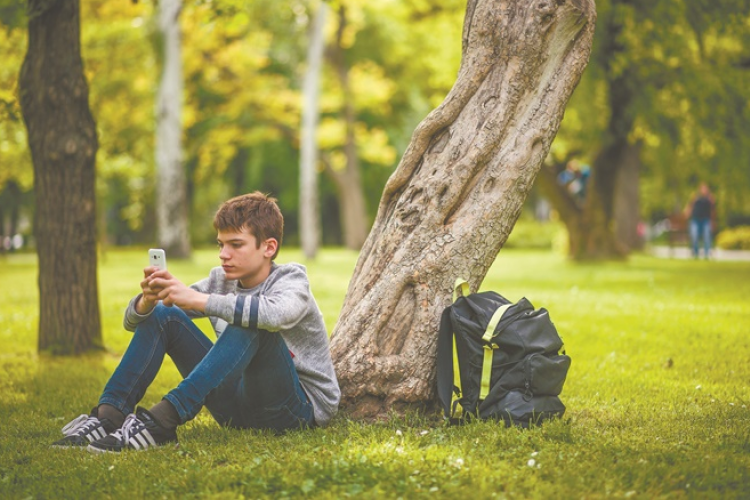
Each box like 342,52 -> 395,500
213,192 -> 284,260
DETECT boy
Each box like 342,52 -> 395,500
52,192 -> 340,452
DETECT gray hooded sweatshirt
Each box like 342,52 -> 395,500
124,262 -> 340,427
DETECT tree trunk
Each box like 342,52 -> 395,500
300,2 -> 328,259
328,160 -> 369,250
613,142 -> 642,251
156,0 -> 190,258
325,5 -> 369,251
537,161 -> 585,256
537,143 -> 639,260
564,2 -> 635,260
560,136 -> 629,259
330,0 -> 596,419
19,0 -> 102,354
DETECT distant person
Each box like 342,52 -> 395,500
52,192 -> 340,452
557,159 -> 590,204
684,182 -> 715,259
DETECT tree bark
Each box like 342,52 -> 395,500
613,142 -> 642,251
19,0 -> 102,354
325,5 -> 369,251
330,0 -> 596,419
156,0 -> 190,258
300,2 -> 328,259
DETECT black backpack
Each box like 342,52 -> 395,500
436,279 -> 570,427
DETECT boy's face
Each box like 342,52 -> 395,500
217,227 -> 277,289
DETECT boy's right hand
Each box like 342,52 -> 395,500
136,266 -> 165,314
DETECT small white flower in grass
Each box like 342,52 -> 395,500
527,459 -> 536,467
451,457 -> 464,469
395,429 -> 403,437
108,465 -> 115,471
531,451 -> 539,457
420,430 -> 429,436
695,385 -> 702,390
430,487 -> 439,493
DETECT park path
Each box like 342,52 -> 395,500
650,246 -> 750,261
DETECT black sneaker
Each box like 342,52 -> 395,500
51,408 -> 117,448
87,407 -> 178,453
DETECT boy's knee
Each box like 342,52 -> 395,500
139,303 -> 190,328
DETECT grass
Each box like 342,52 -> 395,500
1,247 -> 749,499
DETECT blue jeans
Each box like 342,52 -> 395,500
99,304 -> 314,432
689,218 -> 712,258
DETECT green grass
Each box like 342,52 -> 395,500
1,247 -> 749,498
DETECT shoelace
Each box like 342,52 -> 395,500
61,414 -> 98,437
112,413 -> 144,446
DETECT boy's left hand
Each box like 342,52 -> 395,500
148,271 -> 208,312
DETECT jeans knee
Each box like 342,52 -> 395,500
135,303 -> 193,339
150,303 -> 189,323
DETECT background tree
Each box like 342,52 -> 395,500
19,0 -> 102,354
179,0 -> 305,243
0,2 -> 33,252
155,0 -> 190,258
330,0 -> 597,418
5,1 -> 749,262
539,0 -> 750,259
299,1 -> 328,259
321,3 -> 369,250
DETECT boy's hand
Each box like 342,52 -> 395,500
147,270 -> 208,312
135,266 -> 164,314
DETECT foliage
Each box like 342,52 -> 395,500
2,1 -> 749,248
0,14 -> 31,193
81,0 -> 157,242
715,225 -> 750,250
553,0 -> 750,225
1,0 -> 466,247
1,248 -> 749,497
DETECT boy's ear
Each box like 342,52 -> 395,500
263,238 -> 278,258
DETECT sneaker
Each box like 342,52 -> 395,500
51,408 -> 117,448
87,407 -> 178,453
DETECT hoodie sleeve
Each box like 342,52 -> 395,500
203,265 -> 310,332
123,294 -> 151,332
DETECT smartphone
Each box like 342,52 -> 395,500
148,248 -> 167,271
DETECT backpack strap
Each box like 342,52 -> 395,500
479,303 -> 513,402
453,278 -> 469,302
436,307 -> 457,420
451,279 -> 470,417
437,279 -> 471,421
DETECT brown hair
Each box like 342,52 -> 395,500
213,192 -> 284,259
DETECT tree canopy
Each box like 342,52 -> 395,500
1,0 -> 749,251
551,0 -> 750,225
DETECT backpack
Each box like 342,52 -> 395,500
436,279 -> 570,427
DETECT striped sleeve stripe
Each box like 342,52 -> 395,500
248,296 -> 259,331
233,295 -> 247,326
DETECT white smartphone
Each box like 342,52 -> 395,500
148,248 -> 167,271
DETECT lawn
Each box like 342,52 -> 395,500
1,247 -> 749,498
